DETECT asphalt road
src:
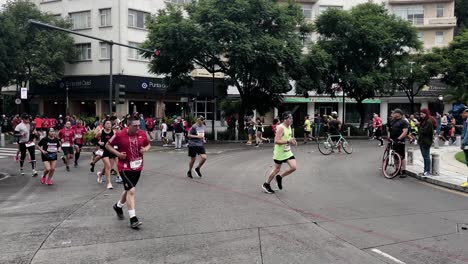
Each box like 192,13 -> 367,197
1,141 -> 467,264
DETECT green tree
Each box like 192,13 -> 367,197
142,0 -> 311,130
300,3 -> 420,128
433,30 -> 468,103
0,0 -> 75,89
455,0 -> 468,35
391,53 -> 441,114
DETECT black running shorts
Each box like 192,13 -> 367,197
274,156 -> 295,164
120,170 -> 141,191
188,146 -> 206,157
62,147 -> 74,155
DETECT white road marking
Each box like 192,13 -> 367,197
371,249 -> 406,264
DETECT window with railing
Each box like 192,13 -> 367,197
100,42 -> 110,59
302,8 -> 313,21
69,11 -> 91,30
394,6 -> 424,25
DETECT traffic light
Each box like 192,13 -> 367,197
114,84 -> 126,104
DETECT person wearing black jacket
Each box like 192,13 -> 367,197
418,109 -> 434,177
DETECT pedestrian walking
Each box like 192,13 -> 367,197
262,111 -> 297,194
388,109 -> 409,178
37,128 -> 60,185
186,116 -> 207,179
107,116 -> 150,229
161,120 -> 168,146
418,109 -> 434,177
58,121 -> 75,172
14,114 -> 38,176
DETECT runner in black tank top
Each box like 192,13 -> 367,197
96,120 -> 116,189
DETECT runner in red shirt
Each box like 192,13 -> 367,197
73,120 -> 87,167
58,121 -> 75,172
106,116 -> 150,229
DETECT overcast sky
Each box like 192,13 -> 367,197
0,0 -> 6,10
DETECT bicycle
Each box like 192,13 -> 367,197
381,138 -> 402,179
317,133 -> 353,155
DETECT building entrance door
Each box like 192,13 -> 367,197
319,106 -> 332,116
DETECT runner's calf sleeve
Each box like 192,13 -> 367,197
75,152 -> 80,162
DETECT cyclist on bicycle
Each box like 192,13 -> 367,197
329,111 -> 342,152
388,109 -> 409,178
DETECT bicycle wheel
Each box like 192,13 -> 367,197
318,138 -> 333,155
382,152 -> 401,179
342,139 -> 353,154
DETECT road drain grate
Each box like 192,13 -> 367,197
457,223 -> 468,233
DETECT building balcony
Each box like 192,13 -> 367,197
389,0 -> 454,4
406,17 -> 457,28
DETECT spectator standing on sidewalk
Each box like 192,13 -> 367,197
460,107 -> 468,188
389,109 -> 409,178
145,115 -> 155,141
174,117 -> 184,150
418,109 -> 434,177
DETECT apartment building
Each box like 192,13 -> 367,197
30,0 -> 224,120
272,0 -> 456,124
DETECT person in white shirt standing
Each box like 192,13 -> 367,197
161,120 -> 168,146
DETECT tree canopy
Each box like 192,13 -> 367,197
298,3 -> 420,127
431,30 -> 468,103
142,0 -> 311,129
0,0 -> 75,88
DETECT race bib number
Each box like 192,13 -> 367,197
75,134 -> 82,139
114,145 -> 118,149
62,142 -> 70,147
284,144 -> 291,152
95,149 -> 104,157
25,142 -> 35,148
197,132 -> 205,138
130,159 -> 142,169
48,146 -> 57,153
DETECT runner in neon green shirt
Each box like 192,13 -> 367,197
262,111 -> 298,194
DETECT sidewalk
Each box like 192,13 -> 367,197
406,145 -> 468,193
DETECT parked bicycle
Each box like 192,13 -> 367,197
317,133 -> 353,155
382,137 -> 402,179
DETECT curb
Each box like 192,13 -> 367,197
406,170 -> 468,194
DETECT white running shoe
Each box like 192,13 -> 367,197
97,171 -> 102,183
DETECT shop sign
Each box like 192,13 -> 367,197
283,97 -> 381,104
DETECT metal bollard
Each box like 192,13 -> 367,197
347,127 -> 351,137
0,133 -> 4,147
434,136 -> 440,149
214,128 -> 218,141
407,148 -> 414,165
456,135 -> 461,147
431,153 -> 440,176
292,128 -> 295,138
235,127 -> 238,141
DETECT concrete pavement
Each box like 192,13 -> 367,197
407,145 -> 468,193
1,141 -> 467,264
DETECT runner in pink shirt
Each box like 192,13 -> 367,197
58,121 -> 75,172
72,120 -> 87,167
